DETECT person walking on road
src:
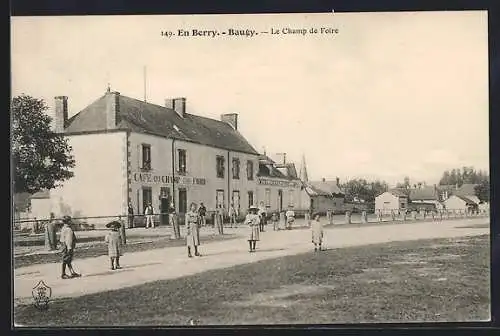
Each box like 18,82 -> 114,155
144,203 -> 154,228
105,221 -> 123,270
311,213 -> 324,252
198,202 -> 207,227
59,216 -> 81,279
246,206 -> 261,252
186,202 -> 202,258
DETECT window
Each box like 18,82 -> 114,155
400,202 -> 406,208
216,156 -> 225,178
177,149 -> 187,174
247,160 -> 254,180
142,187 -> 152,213
288,190 -> 294,207
232,158 -> 240,179
141,144 -> 151,170
265,189 -> 271,207
247,191 -> 254,208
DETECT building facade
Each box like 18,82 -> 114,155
375,190 -> 408,214
41,90 -> 261,226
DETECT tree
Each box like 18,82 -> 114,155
474,179 -> 490,202
12,94 -> 75,194
342,178 -> 388,203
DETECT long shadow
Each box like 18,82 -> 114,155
84,268 -> 134,278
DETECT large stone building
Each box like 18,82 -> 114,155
37,89 -> 263,226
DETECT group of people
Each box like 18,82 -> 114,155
54,202 -> 325,280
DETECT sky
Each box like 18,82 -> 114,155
11,11 -> 489,187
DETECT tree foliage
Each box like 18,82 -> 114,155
12,94 -> 75,194
438,166 -> 488,186
474,179 -> 490,202
342,179 -> 389,203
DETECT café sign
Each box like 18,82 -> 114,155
132,172 -> 206,185
257,178 -> 299,188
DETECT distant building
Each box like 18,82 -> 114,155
408,185 -> 444,210
302,178 -> 345,214
375,190 -> 409,214
443,194 -> 479,213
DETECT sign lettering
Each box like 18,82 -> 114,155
132,172 -> 206,185
257,178 -> 299,188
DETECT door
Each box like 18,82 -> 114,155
160,197 -> 171,225
278,190 -> 283,212
178,189 -> 187,214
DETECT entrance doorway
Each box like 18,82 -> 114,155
278,190 -> 283,212
160,197 -> 171,225
178,189 -> 187,214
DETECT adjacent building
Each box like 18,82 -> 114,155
443,194 -> 479,213
255,154 -> 304,213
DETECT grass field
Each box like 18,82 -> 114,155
14,234 -> 490,326
14,233 -> 238,269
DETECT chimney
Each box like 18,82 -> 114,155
54,96 -> 68,133
336,177 -> 340,186
165,98 -> 174,109
322,178 -> 326,182
105,90 -> 120,129
174,98 -> 186,118
221,113 -> 238,130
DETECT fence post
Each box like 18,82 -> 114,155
377,210 -> 382,222
345,211 -> 351,224
361,210 -> 367,224
400,210 -> 406,222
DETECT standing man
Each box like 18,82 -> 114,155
258,201 -> 267,232
198,202 -> 207,227
59,216 -> 81,279
216,204 -> 224,235
144,203 -> 154,228
127,203 -> 134,229
169,202 -> 181,239
45,212 -> 57,251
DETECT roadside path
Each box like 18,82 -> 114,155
14,217 -> 489,306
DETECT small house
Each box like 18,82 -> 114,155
375,190 -> 408,215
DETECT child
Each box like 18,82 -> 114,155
105,221 -> 123,270
271,212 -> 279,231
186,202 -> 202,258
285,207 -> 295,230
246,206 -> 260,252
311,213 -> 324,252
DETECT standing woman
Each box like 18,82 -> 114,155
246,206 -> 260,252
185,202 -> 202,258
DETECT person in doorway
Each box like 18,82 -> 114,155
198,202 -> 207,227
186,202 -> 202,258
229,203 -> 238,228
258,201 -> 267,232
311,213 -> 324,252
285,207 -> 295,230
105,221 -> 123,270
127,203 -> 135,228
59,216 -> 81,279
45,212 -> 58,250
246,206 -> 261,252
144,203 -> 154,228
